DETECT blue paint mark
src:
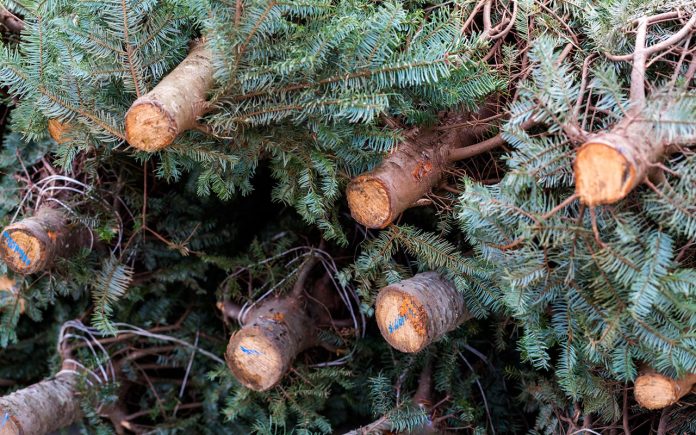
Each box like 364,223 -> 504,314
1,412 -> 10,428
388,309 -> 414,334
2,231 -> 31,266
240,346 -> 262,355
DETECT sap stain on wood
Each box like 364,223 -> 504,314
412,159 -> 433,181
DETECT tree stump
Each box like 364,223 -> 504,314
125,40 -> 213,152
225,296 -> 315,391
375,272 -> 471,353
0,207 -> 85,274
574,124 -> 664,206
346,131 -> 448,229
634,371 -> 696,410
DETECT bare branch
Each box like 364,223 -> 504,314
448,119 -> 538,161
291,251 -> 320,298
0,6 -> 24,33
630,17 -> 649,107
606,13 -> 696,61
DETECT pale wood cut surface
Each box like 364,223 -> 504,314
575,141 -> 634,206
375,272 -> 471,353
634,372 -> 696,410
125,41 -> 213,152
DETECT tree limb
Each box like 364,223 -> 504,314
606,14 -> 696,62
0,6 -> 24,33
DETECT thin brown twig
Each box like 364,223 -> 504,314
489,0 -> 517,41
448,119 -> 538,161
541,194 -> 579,220
623,383 -> 631,435
589,207 -> 606,247
291,250 -> 320,298
685,54 -> 696,85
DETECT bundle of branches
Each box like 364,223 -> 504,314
0,0 -> 693,433
454,0 -> 696,431
0,315 -> 228,434
0,0 -> 504,244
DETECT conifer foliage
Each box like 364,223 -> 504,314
0,0 -> 694,434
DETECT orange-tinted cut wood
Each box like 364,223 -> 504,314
575,142 -> 635,206
375,272 -> 471,353
125,40 -> 213,152
225,296 -> 315,391
634,372 -> 696,410
346,177 -> 392,229
47,119 -> 73,144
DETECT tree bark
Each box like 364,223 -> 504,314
0,371 -> 81,435
574,118 -> 667,206
347,128 -> 450,229
225,295 -> 315,391
0,6 -> 24,34
375,272 -> 471,353
574,14 -> 696,206
346,106 -> 502,229
125,40 -> 213,152
0,207 -> 88,274
634,371 -> 696,410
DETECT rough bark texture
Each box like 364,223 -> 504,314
225,296 -> 315,391
347,129 -> 448,229
347,108 -> 497,229
125,40 -> 213,152
634,371 -> 696,410
574,120 -> 664,206
375,272 -> 471,353
0,372 -> 81,435
0,207 -> 86,274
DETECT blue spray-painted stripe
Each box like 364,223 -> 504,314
240,346 -> 262,355
1,412 -> 10,428
388,314 -> 406,334
2,231 -> 31,266
388,308 -> 415,334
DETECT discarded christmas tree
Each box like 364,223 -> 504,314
0,0 -> 694,433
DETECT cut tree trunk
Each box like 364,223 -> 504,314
0,6 -> 24,34
347,128 -> 448,229
375,272 -> 471,353
0,371 -> 81,435
574,119 -> 667,206
0,207 -> 87,274
346,108 -> 500,229
225,295 -> 315,391
574,14 -> 696,206
634,371 -> 696,410
125,39 -> 213,152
